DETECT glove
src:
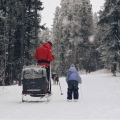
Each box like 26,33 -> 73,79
52,55 -> 55,59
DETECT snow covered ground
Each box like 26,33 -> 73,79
0,69 -> 120,120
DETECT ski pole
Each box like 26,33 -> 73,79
80,84 -> 83,100
49,65 -> 51,92
58,79 -> 63,95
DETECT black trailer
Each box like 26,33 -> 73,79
22,65 -> 50,102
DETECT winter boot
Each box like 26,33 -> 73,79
74,99 -> 78,102
67,88 -> 72,100
67,99 -> 72,102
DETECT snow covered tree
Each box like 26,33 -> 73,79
97,0 -> 120,71
38,28 -> 51,45
93,12 -> 98,34
52,6 -> 63,75
0,0 -> 44,85
92,13 -> 102,70
78,0 -> 93,73
52,0 -> 94,75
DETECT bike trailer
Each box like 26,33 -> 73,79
22,65 -> 50,102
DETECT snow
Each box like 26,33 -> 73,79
0,69 -> 120,120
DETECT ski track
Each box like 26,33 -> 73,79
0,73 -> 120,120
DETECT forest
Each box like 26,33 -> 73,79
0,0 -> 120,85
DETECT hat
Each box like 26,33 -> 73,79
47,41 -> 52,46
71,64 -> 75,67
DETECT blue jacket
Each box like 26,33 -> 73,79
66,67 -> 82,84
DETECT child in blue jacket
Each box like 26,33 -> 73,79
66,64 -> 82,102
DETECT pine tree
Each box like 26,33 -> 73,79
97,0 -> 120,71
92,13 -> 102,70
52,6 -> 63,75
0,0 -> 44,85
52,0 -> 94,75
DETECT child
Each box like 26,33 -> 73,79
66,64 -> 82,102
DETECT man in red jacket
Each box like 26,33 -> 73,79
34,41 -> 54,94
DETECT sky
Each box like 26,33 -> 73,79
0,69 -> 120,119
41,0 -> 105,28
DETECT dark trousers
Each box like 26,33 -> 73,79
46,66 -> 51,91
67,80 -> 79,100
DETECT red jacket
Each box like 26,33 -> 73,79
34,42 -> 54,66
